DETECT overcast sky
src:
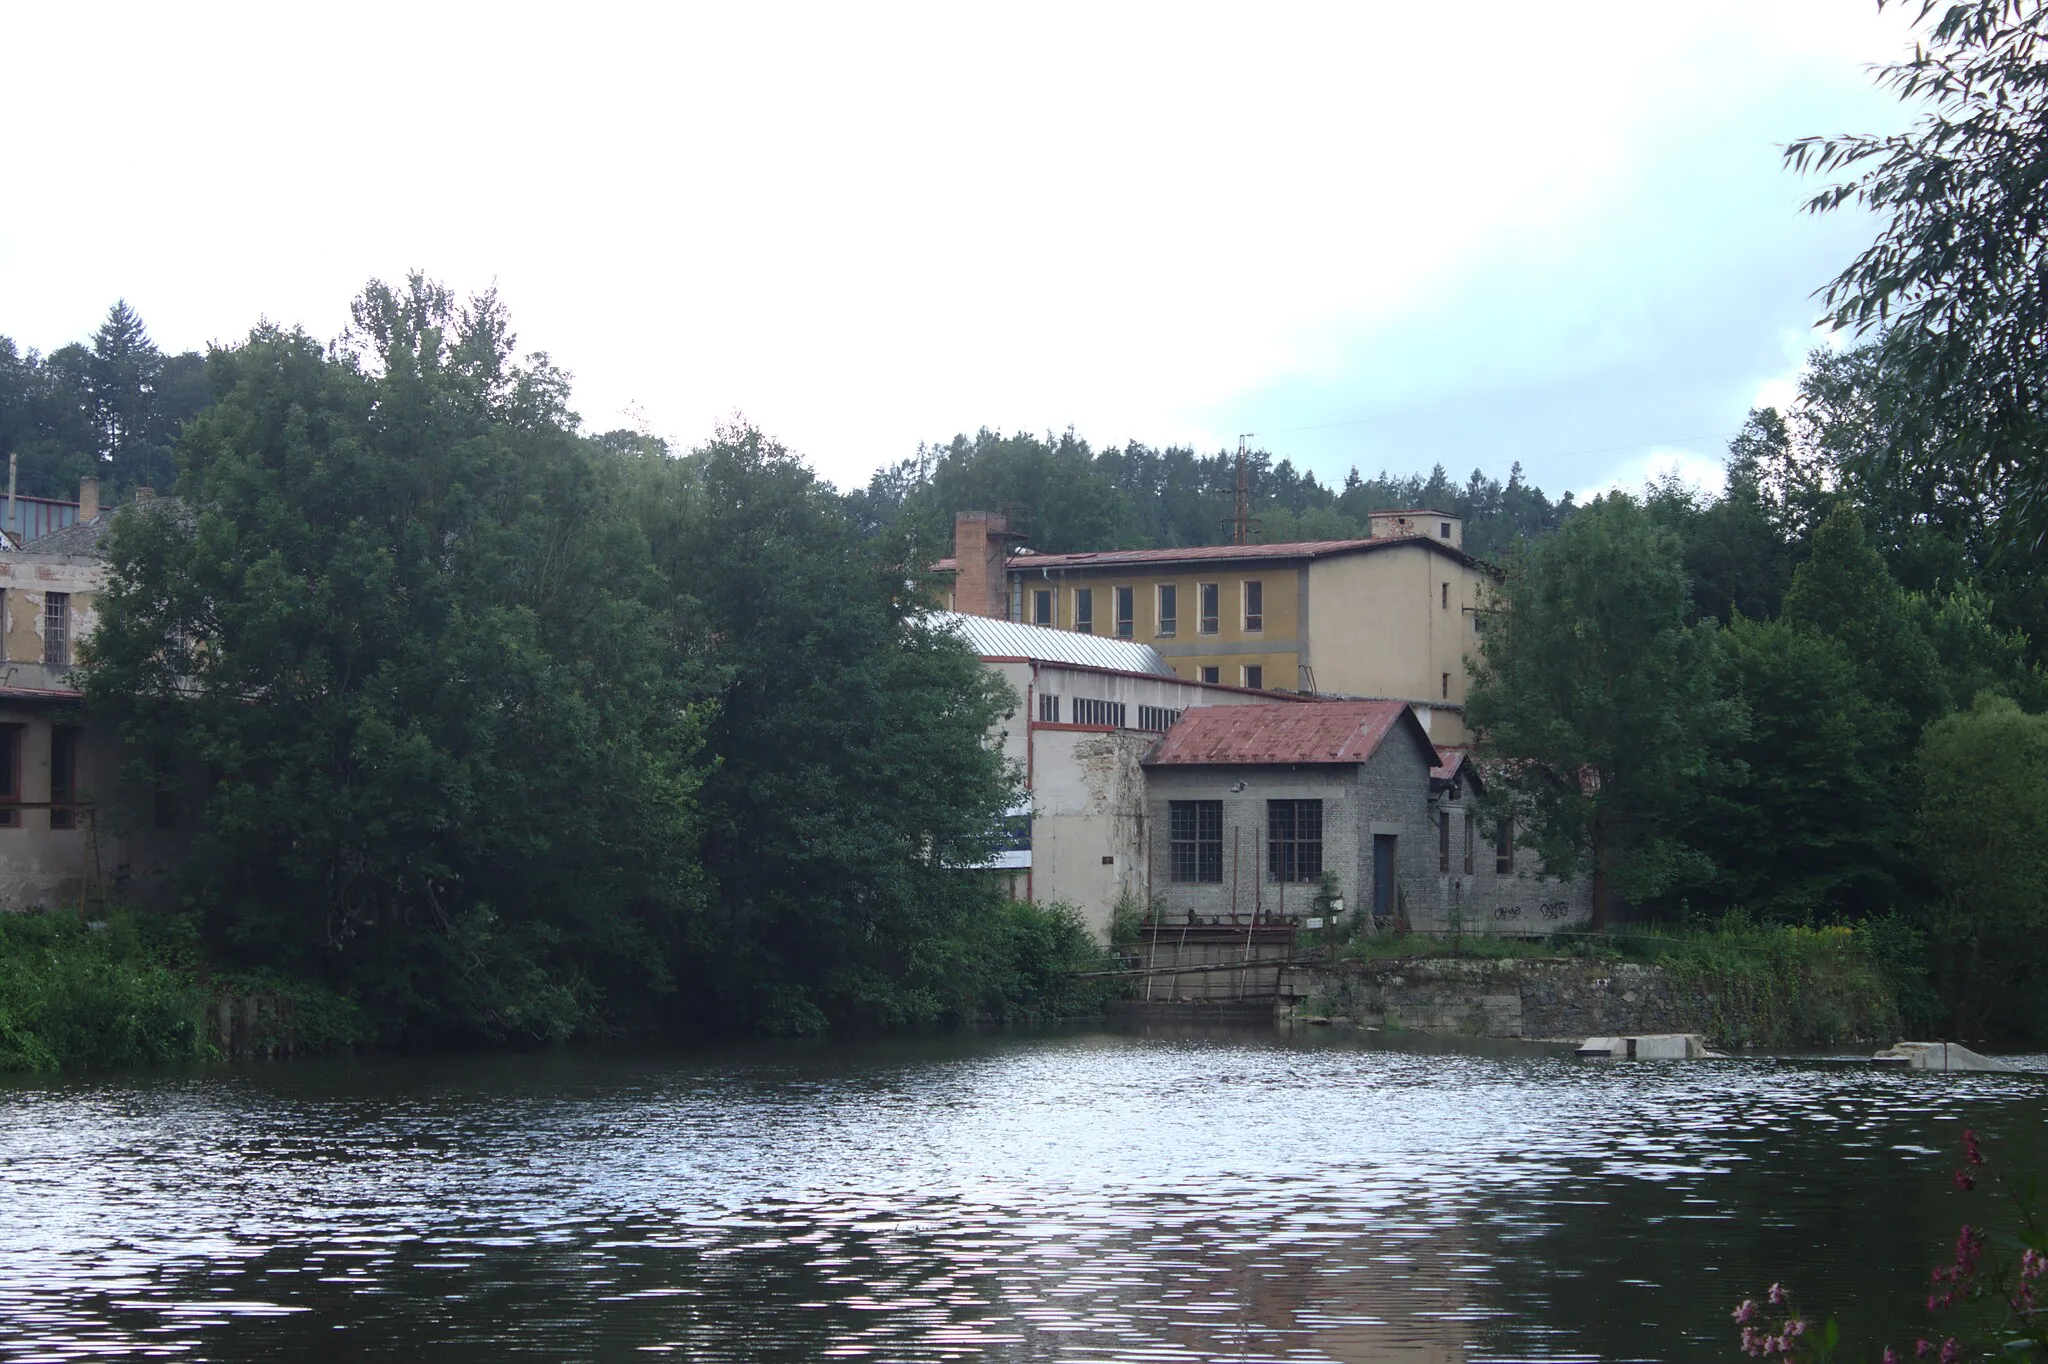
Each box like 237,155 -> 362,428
2,2 -> 1917,501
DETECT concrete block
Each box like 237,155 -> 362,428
1872,1042 -> 2017,1073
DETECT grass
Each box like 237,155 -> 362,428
0,908 -> 216,1071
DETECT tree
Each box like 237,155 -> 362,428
1465,494 -> 1738,929
1916,695 -> 2048,1035
85,276 -> 704,1044
1789,0 -> 2048,548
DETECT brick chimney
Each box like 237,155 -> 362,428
952,512 -> 1012,618
78,477 -> 99,522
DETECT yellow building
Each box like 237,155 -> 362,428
944,509 -> 1495,743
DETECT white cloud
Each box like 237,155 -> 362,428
1577,448 -> 1730,504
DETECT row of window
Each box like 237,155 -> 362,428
1168,798 -> 1323,884
1038,695 -> 1185,733
1167,799 -> 1518,884
1031,581 -> 1264,639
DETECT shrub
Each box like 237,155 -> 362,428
0,909 -> 214,1071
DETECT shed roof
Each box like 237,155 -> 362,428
1143,699 -> 1424,766
935,533 -> 1482,575
929,610 -> 1178,676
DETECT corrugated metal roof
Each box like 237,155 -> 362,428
935,534 -> 1485,574
1143,699 -> 1419,766
930,611 -> 1178,676
1431,746 -> 1468,783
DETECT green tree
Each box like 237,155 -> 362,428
1465,494 -> 1737,929
630,425 -> 1020,1032
1789,0 -> 2048,548
1781,505 -> 1948,730
85,276 -> 705,1044
1915,695 -> 2048,1035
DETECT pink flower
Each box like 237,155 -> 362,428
2024,1248 -> 2046,1280
1883,1349 -> 1901,1364
1954,1168 -> 1976,1191
1734,1300 -> 1758,1324
1939,1338 -> 1961,1364
1768,1282 -> 1788,1306
1786,1317 -> 1807,1337
1915,1340 -> 1933,1358
1963,1129 -> 1984,1167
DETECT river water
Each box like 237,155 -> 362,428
1,1025 -> 2043,1362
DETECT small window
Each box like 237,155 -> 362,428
1170,800 -> 1223,883
0,725 -> 18,828
1441,582 -> 1449,609
1074,588 -> 1094,634
50,726 -> 79,830
1156,584 -> 1177,637
1038,693 -> 1061,723
1439,809 -> 1451,873
1440,521 -> 1452,539
43,593 -> 70,667
1137,705 -> 1182,732
1114,586 -> 1135,639
1496,817 -> 1515,874
1243,580 -> 1263,632
1073,698 -> 1127,728
1199,665 -> 1220,685
1032,589 -> 1054,626
1464,814 -> 1474,874
1442,672 -> 1451,700
1268,799 -> 1323,882
1242,665 -> 1263,690
1198,583 -> 1219,634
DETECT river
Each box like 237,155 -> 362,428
1,1024 -> 2043,1362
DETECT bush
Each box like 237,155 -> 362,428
901,899 -> 1123,1027
0,909 -> 214,1071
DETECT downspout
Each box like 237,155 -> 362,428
1025,660 -> 1037,905
5,451 -> 16,548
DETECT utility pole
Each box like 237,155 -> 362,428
1231,434 -> 1254,546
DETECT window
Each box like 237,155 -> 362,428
1242,580 -> 1263,632
1114,586 -> 1135,638
1033,589 -> 1054,626
50,726 -> 78,829
43,593 -> 69,666
1242,665 -> 1263,690
1038,692 -> 1061,723
1442,672 -> 1451,700
1072,697 -> 1127,728
1074,588 -> 1094,633
1440,521 -> 1452,539
1199,666 -> 1220,685
1441,582 -> 1449,609
1496,817 -> 1515,874
1156,584 -> 1177,637
1170,800 -> 1223,883
0,726 -> 17,827
1268,800 -> 1322,882
1439,809 -> 1451,872
1199,583 -> 1219,634
1464,814 -> 1474,874
1137,705 -> 1182,732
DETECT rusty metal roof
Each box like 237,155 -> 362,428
929,611 -> 1178,676
1143,699 -> 1422,766
1431,746 -> 1468,782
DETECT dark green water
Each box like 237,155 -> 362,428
1,1025 -> 2043,1362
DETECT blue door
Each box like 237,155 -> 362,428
1373,834 -> 1396,922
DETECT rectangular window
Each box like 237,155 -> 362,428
1441,582 -> 1449,609
1136,705 -> 1182,732
1033,589 -> 1054,626
50,726 -> 78,830
1072,697 -> 1127,728
1242,580 -> 1264,632
1169,800 -> 1223,883
1440,521 -> 1452,539
1442,672 -> 1451,700
0,725 -> 18,827
1464,814 -> 1474,874
1496,817 -> 1515,874
1114,586 -> 1135,638
1156,584 -> 1177,637
1439,809 -> 1451,873
1268,799 -> 1323,882
1038,692 -> 1061,723
1199,583 -> 1219,634
1199,665 -> 1220,685
43,593 -> 69,666
1074,588 -> 1094,633
1242,665 -> 1263,690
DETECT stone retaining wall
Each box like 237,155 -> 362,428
1280,957 -> 1713,1040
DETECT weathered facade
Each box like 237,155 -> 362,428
938,509 -> 1495,743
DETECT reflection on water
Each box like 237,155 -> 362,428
1,1026 -> 2043,1362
